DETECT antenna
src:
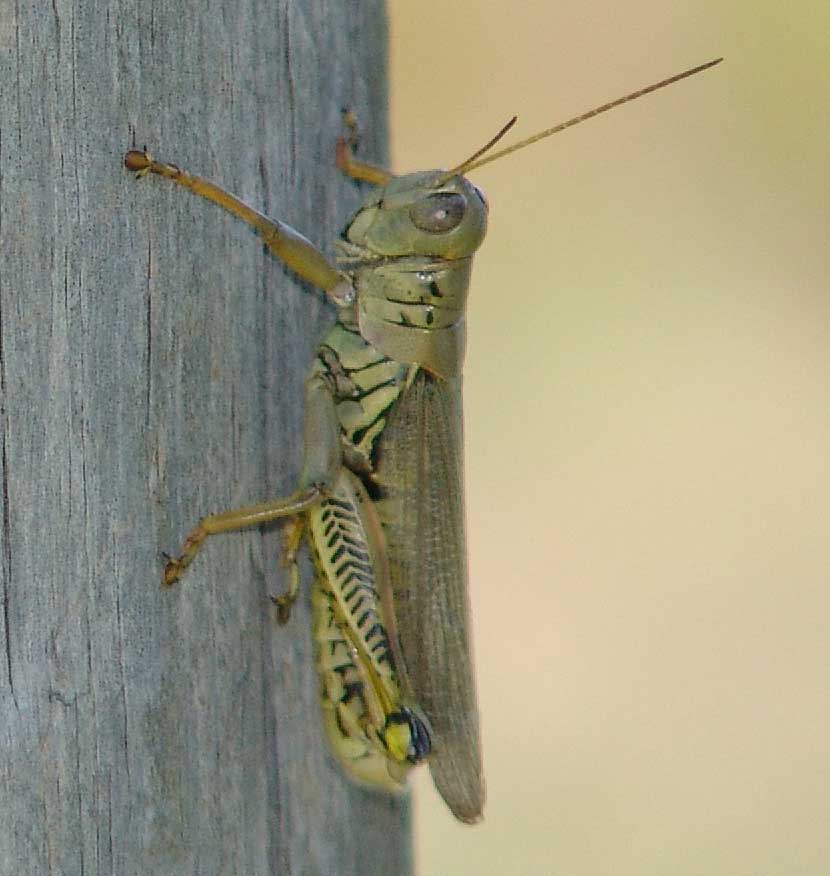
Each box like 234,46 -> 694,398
448,58 -> 723,178
437,116 -> 518,183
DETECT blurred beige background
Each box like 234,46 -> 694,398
388,2 -> 829,874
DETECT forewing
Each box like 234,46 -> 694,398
374,369 -> 484,822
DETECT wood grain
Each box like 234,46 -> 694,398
0,2 -> 410,873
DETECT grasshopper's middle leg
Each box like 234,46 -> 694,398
162,372 -> 342,588
161,487 -> 321,587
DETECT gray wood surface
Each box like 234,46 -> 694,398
0,2 -> 412,874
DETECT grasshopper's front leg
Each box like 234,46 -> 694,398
162,372 -> 342,604
124,150 -> 354,307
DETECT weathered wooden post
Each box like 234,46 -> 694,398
0,2 -> 411,873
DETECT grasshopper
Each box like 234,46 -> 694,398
125,57 -> 721,823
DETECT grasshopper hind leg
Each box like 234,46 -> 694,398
309,469 -> 432,790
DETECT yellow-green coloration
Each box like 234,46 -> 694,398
306,469 -> 431,790
311,322 -> 409,471
132,141 -> 491,820
339,171 -> 486,380
125,55 -> 721,826
327,173 -> 489,822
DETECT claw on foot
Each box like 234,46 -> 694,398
340,109 -> 360,147
160,524 -> 207,587
124,150 -> 153,177
271,593 -> 293,625
162,558 -> 184,587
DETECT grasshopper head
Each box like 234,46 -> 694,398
344,171 -> 488,261
343,173 -> 488,378
343,58 -> 725,266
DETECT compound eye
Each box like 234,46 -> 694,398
409,192 -> 466,233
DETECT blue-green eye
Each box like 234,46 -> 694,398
409,193 -> 466,233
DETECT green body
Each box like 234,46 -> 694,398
128,56 -> 721,828
302,167 -> 489,818
129,152 -> 490,824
